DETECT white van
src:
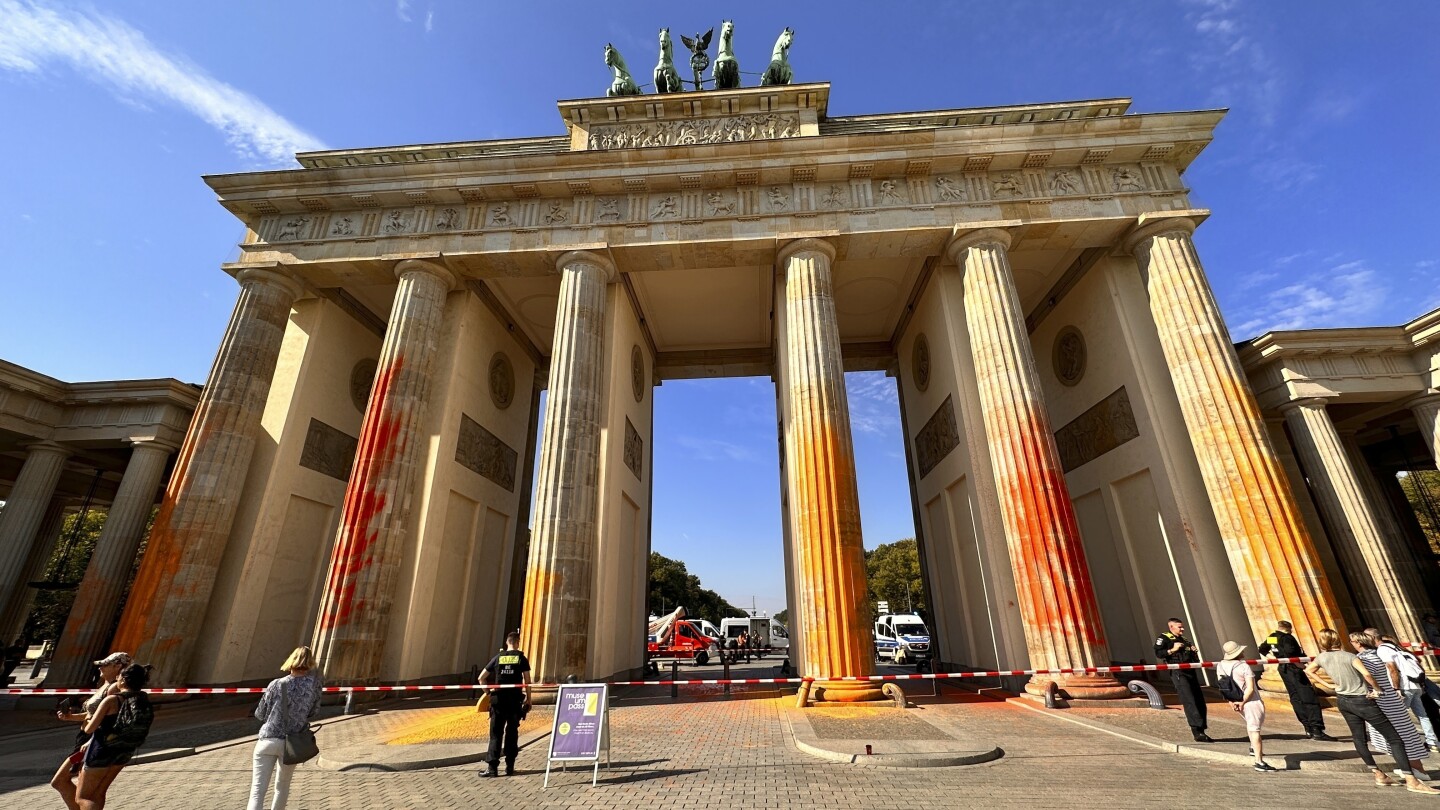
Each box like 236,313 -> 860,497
874,613 -> 931,664
720,616 -> 790,657
693,618 -> 722,644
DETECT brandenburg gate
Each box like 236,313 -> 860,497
74,75 -> 1425,701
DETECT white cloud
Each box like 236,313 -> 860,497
1183,0 -> 1284,127
424,10 -> 434,33
845,372 -> 900,436
395,0 -> 412,23
1232,259 -> 1388,337
0,0 -> 324,165
674,436 -> 757,463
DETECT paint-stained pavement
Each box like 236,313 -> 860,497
0,681 -> 1424,809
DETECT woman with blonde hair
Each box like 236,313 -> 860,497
248,646 -> 322,810
51,652 -> 129,809
1306,628 -> 1437,793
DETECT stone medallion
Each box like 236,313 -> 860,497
631,345 -> 645,403
912,334 -> 931,392
489,352 -> 515,410
1054,326 -> 1087,387
349,359 -> 378,413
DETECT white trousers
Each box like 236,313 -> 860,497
247,737 -> 296,810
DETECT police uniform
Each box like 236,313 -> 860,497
481,646 -> 531,775
1258,628 -> 1326,738
1154,630 -> 1208,740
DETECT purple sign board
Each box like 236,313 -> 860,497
547,684 -> 609,761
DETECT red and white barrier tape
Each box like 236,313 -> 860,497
2,655 -> 1331,695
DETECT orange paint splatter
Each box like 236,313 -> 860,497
318,355 -> 405,630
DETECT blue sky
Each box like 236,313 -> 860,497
2,1 -> 1437,616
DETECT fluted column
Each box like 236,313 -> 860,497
947,229 -> 1127,700
49,440 -> 175,685
313,259 -> 456,683
1409,394 -> 1440,465
0,497 -> 67,641
0,442 -> 72,609
1126,214 -> 1343,647
776,238 -> 880,703
520,251 -> 614,688
111,267 -> 301,685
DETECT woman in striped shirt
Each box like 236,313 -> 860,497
1352,631 -> 1431,782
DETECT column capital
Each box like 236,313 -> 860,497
394,258 -> 458,290
776,237 -> 836,267
128,438 -> 180,454
1277,396 -> 1333,415
235,266 -> 303,299
945,226 -> 1015,262
21,440 -> 73,458
1122,210 -> 1210,255
1403,391 -> 1440,411
554,250 -> 616,283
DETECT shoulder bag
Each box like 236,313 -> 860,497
279,678 -> 320,765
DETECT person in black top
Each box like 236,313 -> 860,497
1258,620 -> 1335,741
478,631 -> 531,777
1155,618 -> 1211,742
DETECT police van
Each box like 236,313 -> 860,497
874,613 -> 931,665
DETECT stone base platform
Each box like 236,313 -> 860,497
781,703 -> 1002,767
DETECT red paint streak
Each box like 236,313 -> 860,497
1001,414 -> 1107,653
318,355 -> 405,631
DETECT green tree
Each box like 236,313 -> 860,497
865,538 -> 926,619
773,608 -> 788,627
647,552 -> 747,625
24,509 -> 108,643
1399,470 -> 1440,555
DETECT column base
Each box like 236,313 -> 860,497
1026,673 -> 1131,701
527,685 -> 559,705
808,679 -> 886,703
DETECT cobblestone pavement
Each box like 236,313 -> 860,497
0,688 -> 1425,809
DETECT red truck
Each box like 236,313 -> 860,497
646,607 -> 718,666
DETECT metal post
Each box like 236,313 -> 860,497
344,688 -> 357,715
723,656 -> 731,697
670,659 -> 679,701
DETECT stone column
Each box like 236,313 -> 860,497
49,440 -> 175,685
1408,394 -> 1440,465
776,238 -> 881,703
946,229 -> 1127,700
519,251 -> 614,689
111,267 -> 301,685
0,442 -> 72,609
1126,214 -> 1344,646
1283,399 -> 1426,642
0,498 -> 67,642
313,259 -> 456,683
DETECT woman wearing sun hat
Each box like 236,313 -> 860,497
1215,641 -> 1276,772
50,651 -> 130,809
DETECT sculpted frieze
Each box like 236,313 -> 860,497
586,112 -> 800,150
256,161 -> 1177,245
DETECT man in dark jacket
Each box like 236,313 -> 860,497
1155,618 -> 1211,743
478,631 -> 532,776
1258,620 -> 1336,741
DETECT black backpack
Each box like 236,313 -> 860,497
1216,665 -> 1245,701
103,692 -> 154,752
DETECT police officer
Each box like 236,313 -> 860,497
1155,618 -> 1211,743
478,631 -> 531,777
1258,620 -> 1335,741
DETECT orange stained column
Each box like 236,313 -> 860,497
312,259 -> 456,683
111,267 -> 301,685
519,251 -> 614,688
947,228 -> 1128,700
777,238 -> 882,703
1126,212 -> 1344,648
